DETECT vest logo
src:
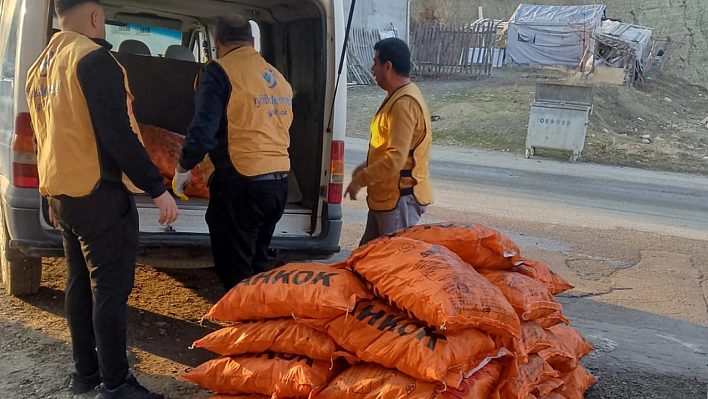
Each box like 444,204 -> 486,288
39,51 -> 55,78
263,68 -> 277,89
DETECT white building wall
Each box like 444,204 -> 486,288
343,0 -> 410,43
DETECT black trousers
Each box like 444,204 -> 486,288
48,183 -> 137,390
206,178 -> 288,291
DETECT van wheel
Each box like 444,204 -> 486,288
0,206 -> 42,296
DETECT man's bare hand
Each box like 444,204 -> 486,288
352,163 -> 366,179
48,207 -> 59,228
345,181 -> 362,201
153,191 -> 179,225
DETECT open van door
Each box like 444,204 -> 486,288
2,0 -> 354,295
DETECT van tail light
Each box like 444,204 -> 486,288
328,140 -> 344,204
11,113 -> 39,189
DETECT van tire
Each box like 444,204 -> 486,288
0,205 -> 42,296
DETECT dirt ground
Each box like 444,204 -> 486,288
1,204 -> 707,398
2,68 -> 708,398
348,68 -> 708,175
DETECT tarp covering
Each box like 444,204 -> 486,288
510,4 -> 607,26
507,4 -> 607,67
596,21 -> 652,59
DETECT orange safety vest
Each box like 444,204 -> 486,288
210,46 -> 292,178
26,31 -> 144,197
366,83 -> 433,211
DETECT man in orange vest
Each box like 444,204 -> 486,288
25,1 -> 176,397
172,14 -> 292,291
346,38 -> 434,245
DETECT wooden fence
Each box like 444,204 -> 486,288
347,27 -> 393,85
411,20 -> 499,78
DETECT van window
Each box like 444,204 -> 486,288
1,0 -> 21,80
190,30 -> 208,63
106,23 -> 182,57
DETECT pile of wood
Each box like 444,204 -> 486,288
594,23 -> 683,87
346,27 -> 380,85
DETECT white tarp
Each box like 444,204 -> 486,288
596,21 -> 653,59
507,4 -> 606,67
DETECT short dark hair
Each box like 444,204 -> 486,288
374,37 -> 411,77
55,0 -> 102,16
216,14 -> 252,45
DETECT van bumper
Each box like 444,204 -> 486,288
7,202 -> 343,263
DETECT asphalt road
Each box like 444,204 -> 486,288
344,137 -> 708,239
340,137 -> 708,398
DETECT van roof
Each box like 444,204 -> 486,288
106,0 -> 334,22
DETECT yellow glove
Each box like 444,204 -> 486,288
172,169 -> 191,201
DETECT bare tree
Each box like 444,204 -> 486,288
416,0 -> 453,23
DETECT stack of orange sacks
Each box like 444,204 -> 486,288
139,124 -> 211,198
182,263 -> 370,398
182,222 -> 597,399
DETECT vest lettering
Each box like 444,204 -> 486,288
214,48 -> 292,177
26,32 -> 144,197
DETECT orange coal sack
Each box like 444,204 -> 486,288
314,361 -> 502,399
491,334 -> 528,365
521,322 -> 555,354
539,326 -> 594,372
391,222 -> 521,270
494,355 -> 562,399
344,236 -> 520,337
512,260 -> 573,296
182,353 -> 337,398
205,263 -> 373,322
210,396 -> 270,399
323,299 -> 507,388
534,375 -> 565,398
481,271 -> 563,321
192,319 -> 355,363
522,324 -> 593,372
551,365 -> 597,399
139,123 -> 210,198
534,311 -> 570,329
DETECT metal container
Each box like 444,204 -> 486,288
525,83 -> 593,162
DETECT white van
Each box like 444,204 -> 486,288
0,0 -> 348,295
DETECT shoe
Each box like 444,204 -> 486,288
95,373 -> 164,399
69,371 -> 101,394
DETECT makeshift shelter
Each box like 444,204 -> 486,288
593,21 -> 653,86
507,4 -> 606,68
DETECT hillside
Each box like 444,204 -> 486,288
412,0 -> 708,84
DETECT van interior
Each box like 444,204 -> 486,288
48,0 -> 328,237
